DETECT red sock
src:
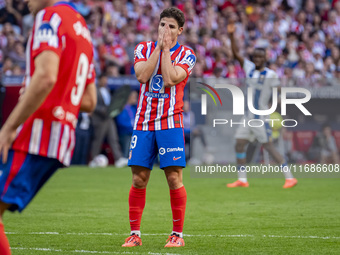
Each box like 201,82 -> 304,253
170,186 -> 187,233
129,185 -> 146,231
0,223 -> 11,255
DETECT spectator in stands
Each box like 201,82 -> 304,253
2,57 -> 13,75
319,123 -> 340,164
90,73 -> 128,168
7,41 -> 25,69
98,33 -> 129,73
115,90 -> 138,158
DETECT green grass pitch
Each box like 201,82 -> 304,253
4,167 -> 340,254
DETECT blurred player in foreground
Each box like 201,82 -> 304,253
122,7 -> 196,247
0,1 -> 96,254
226,21 -> 297,189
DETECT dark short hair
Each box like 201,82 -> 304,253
160,7 -> 185,28
254,47 -> 266,54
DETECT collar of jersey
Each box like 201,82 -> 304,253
54,1 -> 77,12
155,41 -> 180,52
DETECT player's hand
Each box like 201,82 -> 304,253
157,26 -> 165,50
0,127 -> 17,164
163,25 -> 172,51
19,86 -> 26,101
227,23 -> 236,35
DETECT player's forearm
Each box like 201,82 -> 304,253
2,72 -> 55,132
80,83 -> 97,113
135,46 -> 161,84
161,49 -> 179,87
230,33 -> 244,66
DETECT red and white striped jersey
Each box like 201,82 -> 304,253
133,41 -> 196,131
12,2 -> 95,166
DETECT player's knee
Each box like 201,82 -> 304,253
166,173 -> 182,189
0,202 -> 9,221
132,175 -> 148,189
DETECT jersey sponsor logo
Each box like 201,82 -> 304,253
159,147 -> 184,155
167,147 -> 184,153
145,92 -> 169,99
73,21 -> 92,43
53,106 -> 65,120
159,147 -> 166,155
151,75 -> 163,91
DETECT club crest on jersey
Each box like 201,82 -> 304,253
53,106 -> 65,120
151,75 -> 163,91
36,22 -> 55,42
183,54 -> 196,68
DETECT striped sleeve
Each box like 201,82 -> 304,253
32,8 -> 63,59
134,42 -> 148,65
86,62 -> 96,86
176,47 -> 196,76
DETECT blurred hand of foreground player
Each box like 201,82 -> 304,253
163,24 -> 172,51
227,22 -> 236,35
227,14 -> 237,35
0,127 -> 17,163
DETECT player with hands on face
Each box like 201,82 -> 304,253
122,7 -> 196,248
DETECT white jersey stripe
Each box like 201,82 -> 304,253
134,42 -> 152,130
142,50 -> 160,131
154,85 -> 165,130
63,129 -> 75,166
32,10 -> 45,50
48,13 -> 62,48
175,47 -> 184,64
143,97 -> 153,131
167,86 -> 176,129
134,83 -> 146,130
47,121 -> 62,158
29,119 -> 43,154
58,125 -> 70,162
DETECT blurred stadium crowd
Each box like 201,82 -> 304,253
0,0 -> 340,165
1,0 -> 340,86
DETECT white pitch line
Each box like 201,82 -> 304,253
6,232 -> 340,240
11,247 -> 181,255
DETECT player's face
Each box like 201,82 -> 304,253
159,17 -> 183,43
24,0 -> 49,16
252,50 -> 266,69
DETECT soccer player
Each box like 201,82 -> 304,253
0,1 -> 96,254
226,21 -> 298,189
122,7 -> 196,247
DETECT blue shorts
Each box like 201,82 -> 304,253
0,150 -> 63,212
128,128 -> 186,170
